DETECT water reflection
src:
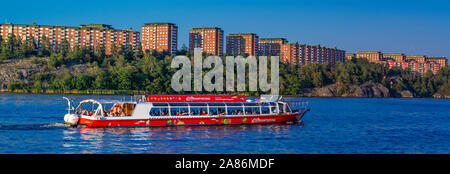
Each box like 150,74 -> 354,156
61,123 -> 299,153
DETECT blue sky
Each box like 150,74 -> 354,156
1,0 -> 449,59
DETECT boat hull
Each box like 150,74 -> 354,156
78,112 -> 307,128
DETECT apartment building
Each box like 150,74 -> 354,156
377,59 -> 441,75
280,42 -> 345,66
358,51 -> 448,75
382,53 -> 405,62
226,33 -> 259,56
345,53 -> 355,60
356,51 -> 383,62
189,27 -> 224,56
0,23 -> 140,55
258,38 -> 287,56
405,55 -> 426,63
141,23 -> 178,55
427,57 -> 448,68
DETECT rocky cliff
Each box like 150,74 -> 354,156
299,82 -> 419,98
0,57 -> 90,89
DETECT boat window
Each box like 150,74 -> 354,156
271,105 -> 278,114
199,108 -> 208,116
218,107 -> 226,115
150,107 -> 161,116
189,103 -> 208,116
227,106 -> 244,115
102,103 -> 114,116
245,106 -> 260,115
190,107 -> 200,116
209,107 -> 218,116
102,103 -> 135,117
261,106 -> 270,114
170,107 -> 180,116
244,107 -> 251,115
148,101 -> 272,116
77,102 -> 100,117
278,104 -> 284,113
161,108 -> 169,116
179,108 -> 189,116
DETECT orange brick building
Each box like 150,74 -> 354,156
280,42 -> 345,65
427,57 -> 448,68
280,43 -> 303,64
382,53 -> 405,62
141,23 -> 178,55
226,33 -> 259,56
377,59 -> 441,75
405,55 -> 426,63
356,51 -> 383,62
0,23 -> 140,55
345,53 -> 355,60
258,38 -> 287,56
189,27 -> 224,56
358,51 -> 448,75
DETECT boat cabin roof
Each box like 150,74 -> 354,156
79,99 -> 136,105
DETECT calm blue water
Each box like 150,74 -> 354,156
0,94 -> 449,154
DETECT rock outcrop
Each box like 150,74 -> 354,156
400,90 -> 414,98
0,57 -> 90,89
300,82 -> 412,98
432,92 -> 449,99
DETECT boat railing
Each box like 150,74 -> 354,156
287,101 -> 309,113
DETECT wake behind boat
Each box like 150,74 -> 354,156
63,95 -> 309,128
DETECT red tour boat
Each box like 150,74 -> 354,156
63,95 -> 309,128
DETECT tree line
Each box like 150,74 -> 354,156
1,33 -> 448,97
280,58 -> 449,97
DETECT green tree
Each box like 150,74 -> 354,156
60,38 -> 70,56
20,38 -> 30,57
6,33 -> 17,56
39,35 -> 51,57
115,66 -> 133,90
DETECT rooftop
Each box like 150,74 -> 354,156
0,22 -> 138,32
357,51 -> 382,54
227,33 -> 258,37
427,57 -> 447,59
383,53 -> 405,56
143,22 -> 177,26
79,24 -> 113,30
190,27 -> 222,31
284,42 -> 343,50
406,55 -> 426,58
259,38 -> 287,41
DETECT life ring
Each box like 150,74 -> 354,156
112,105 -> 122,114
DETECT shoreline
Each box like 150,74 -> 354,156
1,90 -> 448,99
